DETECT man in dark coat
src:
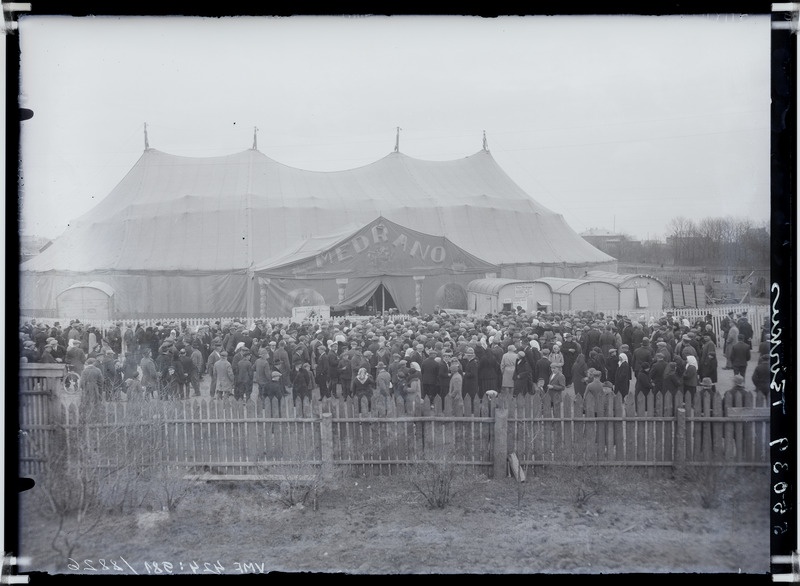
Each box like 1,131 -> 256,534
751,354 -> 769,397
420,350 -> 440,400
632,338 -> 653,377
178,347 -> 199,398
459,346 -> 479,400
535,349 -> 553,387
729,334 -> 752,378
560,332 -> 581,386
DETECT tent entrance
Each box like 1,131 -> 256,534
354,284 -> 397,315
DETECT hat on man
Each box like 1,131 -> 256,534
464,347 -> 475,356
587,368 -> 600,378
376,362 -> 386,369
732,375 -> 745,387
700,377 -> 713,387
271,371 -> 282,380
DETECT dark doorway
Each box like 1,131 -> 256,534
355,284 -> 398,315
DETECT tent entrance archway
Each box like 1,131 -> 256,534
354,284 -> 398,315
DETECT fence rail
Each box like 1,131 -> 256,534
18,365 -> 770,478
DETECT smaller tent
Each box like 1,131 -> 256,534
534,278 -> 618,313
467,278 -> 552,315
584,271 -> 666,311
251,216 -> 498,316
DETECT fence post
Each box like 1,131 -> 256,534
675,407 -> 686,475
319,412 -> 334,480
493,407 -> 508,479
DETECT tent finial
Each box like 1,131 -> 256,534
482,130 -> 488,152
144,122 -> 149,150
394,127 -> 401,153
252,126 -> 259,150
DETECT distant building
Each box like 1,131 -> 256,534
580,228 -> 639,258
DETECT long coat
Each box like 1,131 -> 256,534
614,360 -> 632,396
213,358 -> 234,394
500,351 -> 518,388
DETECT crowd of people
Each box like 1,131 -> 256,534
19,307 -> 769,407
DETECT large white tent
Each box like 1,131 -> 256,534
20,143 -> 616,318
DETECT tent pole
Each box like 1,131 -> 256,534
382,284 -> 385,316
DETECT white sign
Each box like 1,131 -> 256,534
514,284 -> 535,297
292,305 -> 330,321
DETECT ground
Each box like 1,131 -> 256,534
14,347 -> 772,578
16,463 -> 770,577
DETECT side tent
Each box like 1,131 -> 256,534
251,216 -> 498,316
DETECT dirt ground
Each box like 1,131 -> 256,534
13,347 -> 772,578
15,462 -> 771,577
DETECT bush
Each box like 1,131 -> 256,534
408,447 -> 481,509
255,444 -> 333,510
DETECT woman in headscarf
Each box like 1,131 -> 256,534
683,355 -> 699,401
571,352 -> 589,398
351,366 -> 376,410
548,343 -> 565,368
405,362 -> 422,401
614,352 -> 632,397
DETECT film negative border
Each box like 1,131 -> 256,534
770,1 -> 798,582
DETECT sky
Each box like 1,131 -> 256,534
15,14 -> 771,242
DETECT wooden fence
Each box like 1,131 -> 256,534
18,365 -> 770,479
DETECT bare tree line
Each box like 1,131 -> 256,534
596,216 -> 770,268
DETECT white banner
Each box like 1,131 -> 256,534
291,305 -> 331,322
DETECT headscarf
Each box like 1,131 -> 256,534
686,355 -> 698,370
618,352 -> 628,364
356,368 -> 368,384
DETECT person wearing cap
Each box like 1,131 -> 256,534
263,371 -> 285,403
751,354 -> 770,397
545,362 -> 566,415
585,368 -> 604,402
632,338 -> 653,377
723,319 -> 740,370
436,352 -> 452,400
560,332 -> 581,386
459,346 -> 479,400
213,350 -> 234,400
699,376 -> 715,397
420,349 -> 440,401
635,361 -> 653,397
649,353 -> 668,396
79,357 -> 104,403
535,348 -> 552,385
375,361 -> 392,399
290,361 -> 313,402
178,346 -> 199,399
729,334 -> 752,379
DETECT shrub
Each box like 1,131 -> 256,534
408,446 -> 481,509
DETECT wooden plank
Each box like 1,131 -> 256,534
584,392 -> 597,463
663,391 -> 673,464
573,393 -> 585,464
723,392 -> 735,462
532,392 -> 544,464
542,391 -> 553,462
712,392 -> 724,461
743,391 -> 755,461
702,391 -> 713,463
561,392 -> 573,463
726,406 -> 771,418
624,392 -> 635,464
692,390 -> 703,462
654,392 -> 663,463
636,392 -> 646,463
613,393 -> 624,462
646,392 -> 655,464
733,391 -> 744,462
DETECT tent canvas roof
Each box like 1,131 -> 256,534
21,147 -> 615,274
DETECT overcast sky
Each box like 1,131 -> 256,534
16,14 -> 770,242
